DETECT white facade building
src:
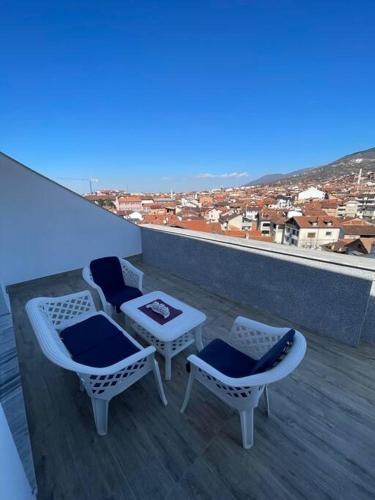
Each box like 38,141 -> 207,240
298,187 -> 325,201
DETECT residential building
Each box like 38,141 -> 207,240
275,195 -> 293,209
336,199 -> 359,218
297,187 -> 326,201
269,214 -> 286,244
117,195 -> 143,212
283,216 -> 340,249
356,193 -> 375,219
203,207 -> 221,222
323,238 -> 375,256
340,224 -> 375,240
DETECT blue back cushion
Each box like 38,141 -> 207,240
253,329 -> 295,374
90,257 -> 125,296
60,314 -> 139,368
195,329 -> 295,378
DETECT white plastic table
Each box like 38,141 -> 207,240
121,291 -> 206,380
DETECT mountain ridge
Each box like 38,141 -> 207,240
246,147 -> 375,186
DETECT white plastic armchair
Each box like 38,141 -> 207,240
26,290 -> 167,436
181,317 -> 306,449
82,257 -> 144,315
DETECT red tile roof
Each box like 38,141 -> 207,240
288,216 -> 341,229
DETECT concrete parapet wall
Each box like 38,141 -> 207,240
141,226 -> 375,345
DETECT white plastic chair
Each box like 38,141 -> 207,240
26,290 -> 167,435
82,257 -> 144,316
181,317 -> 306,449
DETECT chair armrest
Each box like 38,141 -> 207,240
120,259 -> 144,291
58,345 -> 156,376
82,266 -> 109,312
188,352 -> 296,388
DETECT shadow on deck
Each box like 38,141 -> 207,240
8,258 -> 375,500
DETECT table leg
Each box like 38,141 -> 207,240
194,324 -> 204,351
164,343 -> 172,381
165,356 -> 172,381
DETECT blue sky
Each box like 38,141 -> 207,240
1,1 -> 375,193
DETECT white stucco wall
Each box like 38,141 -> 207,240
0,404 -> 34,500
0,153 -> 142,285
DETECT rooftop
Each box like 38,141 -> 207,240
8,258 -> 375,500
288,216 -> 341,229
2,152 -> 375,499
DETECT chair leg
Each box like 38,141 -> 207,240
91,398 -> 109,436
194,324 -> 204,351
180,371 -> 195,413
264,386 -> 270,416
152,359 -> 168,406
239,409 -> 254,449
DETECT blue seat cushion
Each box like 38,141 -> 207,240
194,329 -> 295,378
60,314 -> 139,368
105,286 -> 143,312
195,339 -> 258,378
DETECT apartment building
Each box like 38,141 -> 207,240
284,216 -> 340,249
297,187 -> 326,201
117,195 -> 143,212
336,199 -> 359,218
356,193 -> 375,219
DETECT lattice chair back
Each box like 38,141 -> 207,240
228,317 -> 293,360
26,291 -> 97,370
37,292 -> 95,329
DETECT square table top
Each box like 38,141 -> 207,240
120,291 -> 206,341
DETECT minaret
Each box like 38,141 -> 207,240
357,168 -> 362,185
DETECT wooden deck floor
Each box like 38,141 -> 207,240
8,259 -> 375,500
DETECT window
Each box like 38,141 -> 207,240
326,231 -> 332,236
307,232 -> 316,238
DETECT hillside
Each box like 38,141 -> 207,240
247,147 -> 375,186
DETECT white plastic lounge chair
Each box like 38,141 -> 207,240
26,290 -> 167,435
82,256 -> 144,316
180,317 -> 306,449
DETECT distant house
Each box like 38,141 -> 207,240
257,209 -> 286,237
284,216 -> 340,249
127,211 -> 143,222
117,195 -> 143,212
356,193 -> 375,219
340,224 -> 375,240
244,207 -> 260,221
336,199 -> 359,218
198,194 -> 213,206
220,213 -> 243,231
275,195 -> 293,209
269,214 -> 287,244
323,238 -> 375,256
204,208 -> 221,223
298,187 -> 325,201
